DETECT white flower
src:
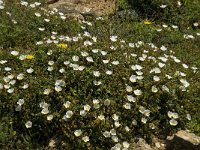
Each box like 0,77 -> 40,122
162,24 -> 168,28
186,114 -> 191,121
123,103 -> 131,109
127,95 -> 136,102
47,115 -> 53,121
158,62 -> 165,68
134,89 -> 142,96
157,29 -> 162,32
169,119 -> 178,126
63,101 -> 71,108
7,88 -> 14,93
152,86 -> 158,93
180,79 -> 190,87
153,76 -> 160,81
125,126 -> 130,132
101,51 -> 107,56
172,25 -> 178,29
103,131 -> 110,138
182,64 -> 189,69
27,68 -> 34,73
3,77 -> 10,83
65,110 -> 73,118
93,71 -> 100,77
84,41 -> 93,46
122,141 -> 130,148
5,67 -> 12,71
84,104 -> 91,111
112,114 -> 119,121
78,66 -> 85,71
35,12 -> 41,17
82,136 -> 89,142
80,110 -> 87,116
106,70 -> 113,75
21,1 -> 28,6
93,80 -> 102,85
22,83 -> 29,89
38,28 -> 45,31
17,99 -> 24,106
132,119 -> 137,125
92,49 -> 99,53
159,57 -> 168,62
39,102 -> 49,109
129,43 -> 135,48
59,68 -> 65,73
8,75 -> 14,79
25,121 -> 32,128
44,18 -> 50,22
112,136 -> 118,142
72,55 -> 79,62
4,84 -> 11,89
177,1 -> 182,6
112,61 -> 119,65
55,86 -> 62,92
110,129 -> 116,136
98,114 -> 105,120
110,36 -> 117,42
11,51 -> 19,56
104,99 -> 111,106
160,4 -> 167,8
48,61 -> 54,66
64,61 -> 70,65
141,117 -> 147,124
144,109 -> 151,117
47,66 -> 54,72
43,89 -> 51,95
160,45 -> 167,51
86,56 -> 94,62
162,85 -> 169,92
41,108 -> 49,114
193,22 -> 199,27
126,86 -> 132,92
74,130 -> 82,137
115,122 -> 121,127
103,59 -> 109,64
81,51 -> 89,57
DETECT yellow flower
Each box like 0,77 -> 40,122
26,55 -> 34,60
57,43 -> 67,48
144,20 -> 152,25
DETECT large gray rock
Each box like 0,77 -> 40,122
47,0 -> 116,17
166,130 -> 200,150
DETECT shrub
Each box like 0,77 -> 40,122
0,0 -> 199,149
121,0 -> 200,26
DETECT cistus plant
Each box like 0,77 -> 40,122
0,0 -> 200,150
124,0 -> 200,26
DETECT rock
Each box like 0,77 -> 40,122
47,0 -> 116,17
166,130 -> 200,150
130,138 -> 153,150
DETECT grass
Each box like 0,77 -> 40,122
0,0 -> 200,149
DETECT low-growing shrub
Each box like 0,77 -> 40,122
0,0 -> 199,149
120,0 -> 200,26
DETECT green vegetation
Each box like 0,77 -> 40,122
0,0 -> 199,149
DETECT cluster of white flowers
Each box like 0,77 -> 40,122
0,0 -> 5,10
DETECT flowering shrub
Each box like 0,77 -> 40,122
124,0 -> 200,26
0,0 -> 199,149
